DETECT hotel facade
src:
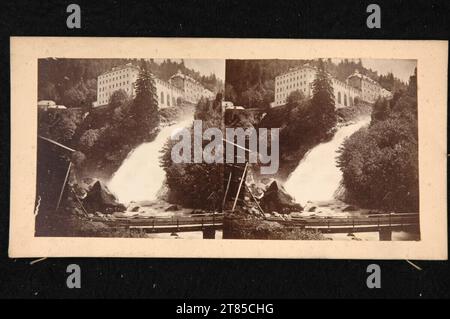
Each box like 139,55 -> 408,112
94,64 -> 214,108
272,64 -> 391,108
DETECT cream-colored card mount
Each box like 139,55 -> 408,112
9,37 -> 447,259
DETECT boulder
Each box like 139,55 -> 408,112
131,206 -> 140,212
343,205 -> 357,212
259,181 -> 302,214
83,181 -> 126,214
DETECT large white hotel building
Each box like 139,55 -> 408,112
95,64 -> 215,108
272,64 -> 391,108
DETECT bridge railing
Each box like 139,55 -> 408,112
96,213 -> 224,228
271,213 -> 419,229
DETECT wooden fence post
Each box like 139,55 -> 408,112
222,172 -> 232,210
56,162 -> 72,212
232,162 -> 249,212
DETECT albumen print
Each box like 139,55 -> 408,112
9,38 -> 447,259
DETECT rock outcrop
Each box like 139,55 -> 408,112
259,181 -> 302,214
83,181 -> 126,214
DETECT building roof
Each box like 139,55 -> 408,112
170,70 -> 202,86
222,101 -> 234,107
38,100 -> 56,106
99,63 -> 140,76
347,70 -> 380,86
276,63 -> 317,78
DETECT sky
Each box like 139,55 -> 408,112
333,58 -> 417,83
152,58 -> 416,83
154,58 -> 225,82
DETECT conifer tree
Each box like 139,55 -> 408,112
311,59 -> 336,133
132,59 -> 159,136
407,67 -> 417,98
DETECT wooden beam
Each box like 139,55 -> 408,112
70,187 -> 88,215
39,135 -> 76,153
222,138 -> 256,153
56,162 -> 72,211
245,184 -> 266,218
232,162 -> 248,212
222,172 -> 232,210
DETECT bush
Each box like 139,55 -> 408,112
160,96 -> 224,209
38,108 -> 83,145
109,89 -> 129,109
224,217 -> 326,240
337,92 -> 418,212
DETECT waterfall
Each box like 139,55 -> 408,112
108,116 -> 194,204
284,117 -> 370,206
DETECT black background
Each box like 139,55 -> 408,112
0,0 -> 449,299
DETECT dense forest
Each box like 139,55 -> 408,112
38,58 -> 223,108
337,68 -> 418,212
225,59 -> 407,109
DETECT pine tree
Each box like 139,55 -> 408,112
371,97 -> 390,122
407,67 -> 417,98
311,59 -> 336,133
132,59 -> 159,136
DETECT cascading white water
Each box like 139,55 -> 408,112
284,117 -> 370,206
108,116 -> 194,204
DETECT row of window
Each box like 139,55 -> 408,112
276,87 -> 308,101
157,79 -> 181,91
362,86 -> 381,95
276,72 -> 311,86
99,89 -> 178,107
336,92 -> 354,107
99,81 -> 130,91
334,80 -> 360,94
98,86 -> 132,103
160,91 -> 178,107
99,72 -> 136,85
185,79 -> 202,90
276,81 -> 308,92
276,90 -> 355,107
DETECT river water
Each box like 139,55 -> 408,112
282,116 -> 420,241
284,117 -> 370,206
108,116 -> 194,204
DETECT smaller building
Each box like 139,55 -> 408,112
202,87 -> 216,100
170,70 -> 206,104
380,87 -> 393,99
38,100 -> 56,109
154,78 -> 184,108
38,100 -> 67,111
347,70 -> 385,104
331,77 -> 360,108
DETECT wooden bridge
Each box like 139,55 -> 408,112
267,212 -> 420,240
94,213 -> 224,239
